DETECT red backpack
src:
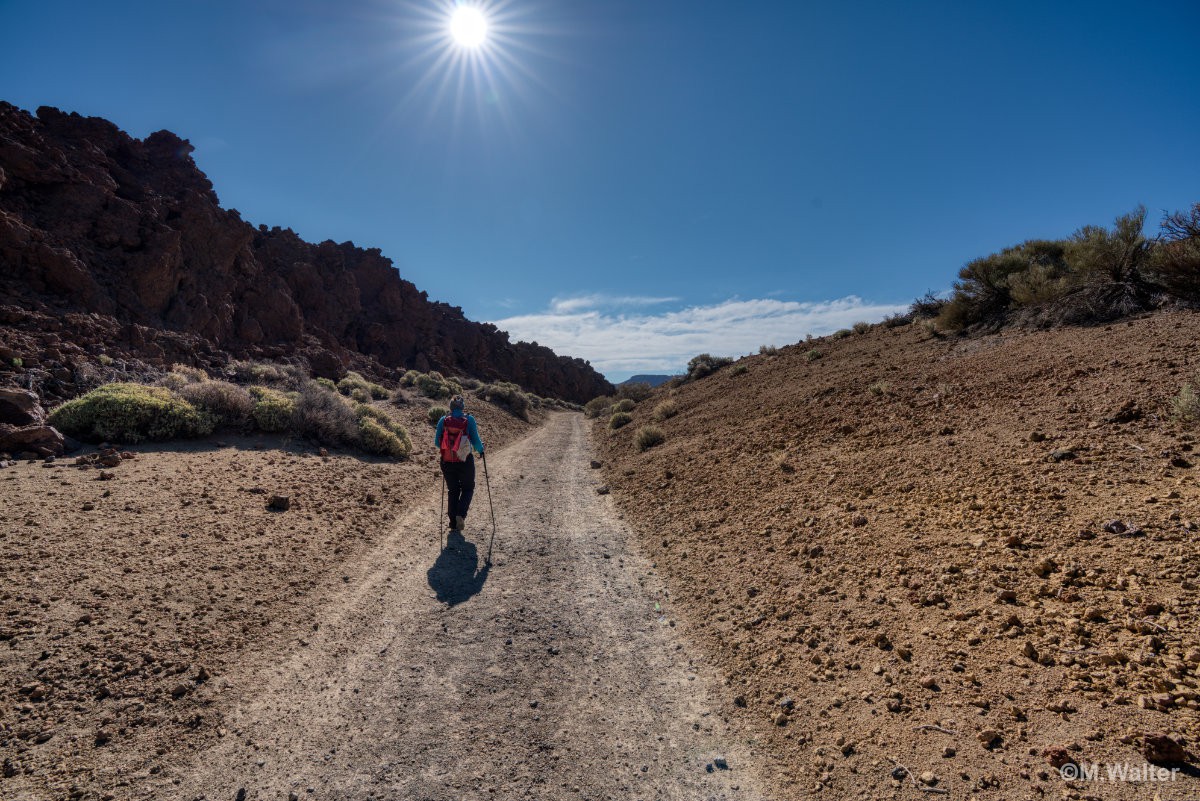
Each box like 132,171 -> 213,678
440,416 -> 472,462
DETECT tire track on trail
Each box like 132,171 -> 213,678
143,413 -> 766,801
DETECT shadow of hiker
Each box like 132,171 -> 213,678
427,530 -> 491,606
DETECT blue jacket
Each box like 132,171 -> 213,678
434,410 -> 484,455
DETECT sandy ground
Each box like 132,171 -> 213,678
596,311 -> 1200,801
4,412 -> 766,800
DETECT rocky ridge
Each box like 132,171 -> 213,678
0,103 -> 611,403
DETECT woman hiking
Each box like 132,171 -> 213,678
435,395 -> 485,532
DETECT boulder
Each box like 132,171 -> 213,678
0,423 -> 65,456
0,387 -> 44,426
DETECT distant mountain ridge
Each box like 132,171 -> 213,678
0,103 -> 612,402
620,374 -> 677,387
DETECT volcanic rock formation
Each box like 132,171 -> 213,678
0,103 -> 611,402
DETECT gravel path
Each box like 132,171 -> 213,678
143,413 -> 764,801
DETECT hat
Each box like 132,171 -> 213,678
449,395 -> 465,411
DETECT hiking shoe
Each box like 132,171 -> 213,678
455,515 -> 466,531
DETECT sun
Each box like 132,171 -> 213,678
449,5 -> 488,48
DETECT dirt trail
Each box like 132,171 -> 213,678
141,413 -> 764,801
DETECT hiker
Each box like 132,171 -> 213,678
435,395 -> 485,532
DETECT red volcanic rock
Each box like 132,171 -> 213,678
0,103 -> 611,402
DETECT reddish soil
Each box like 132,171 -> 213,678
596,311 -> 1200,800
0,396 -> 534,800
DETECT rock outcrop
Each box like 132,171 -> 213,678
0,103 -> 611,402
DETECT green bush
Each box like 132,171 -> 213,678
228,360 -> 305,387
415,371 -> 462,400
1151,203 -> 1200,296
585,395 -> 615,418
652,399 -> 678,421
179,380 -> 254,427
1172,383 -> 1200,424
358,418 -> 411,458
428,405 -> 449,425
337,371 -> 388,400
759,344 -> 779,356
609,411 -> 633,430
292,382 -> 359,446
831,329 -> 852,340
354,404 -> 412,457
730,362 -> 748,375
686,353 -> 733,381
909,291 -> 947,319
480,381 -> 530,418
159,363 -> 210,391
634,425 -> 666,451
805,349 -> 823,362
49,383 -> 213,443
852,321 -> 871,335
315,377 -> 338,392
399,370 -> 422,387
249,386 -> 296,432
612,398 -> 636,413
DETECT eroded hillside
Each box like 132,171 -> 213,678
596,312 -> 1200,800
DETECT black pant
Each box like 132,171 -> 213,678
441,456 -> 475,524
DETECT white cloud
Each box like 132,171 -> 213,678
548,294 -> 678,313
492,295 -> 910,381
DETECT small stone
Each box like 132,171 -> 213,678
94,729 -> 112,746
977,729 -> 1001,748
267,495 -> 290,511
1029,431 -> 1046,442
81,501 -> 95,511
771,711 -> 789,726
942,746 -> 956,758
1021,641 -> 1039,661
596,486 -> 610,495
919,771 -> 938,786
997,589 -> 1018,604
1042,746 -> 1071,768
590,460 -> 602,469
1142,734 -> 1187,765
919,675 -> 938,690
1048,449 -> 1076,462
713,757 -> 729,770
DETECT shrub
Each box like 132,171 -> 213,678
686,353 -> 733,381
159,364 -> 209,391
584,395 -> 615,418
415,371 -> 462,400
428,405 -> 449,425
337,371 -> 388,400
852,321 -> 872,335
616,382 -> 653,402
1151,202 -> 1200,298
354,404 -> 412,457
652,400 -> 678,421
292,382 -> 359,446
350,387 -> 371,403
97,353 -> 114,366
358,418 -> 410,458
49,383 -> 213,443
1171,383 -> 1200,424
759,344 -> 779,356
179,380 -> 254,427
831,328 -> 852,340
399,370 -> 422,387
805,349 -> 823,362
730,362 -> 749,375
612,398 -> 636,413
249,387 -> 296,432
390,387 -> 411,405
909,291 -> 948,319
881,312 -> 912,328
634,425 -> 666,451
228,360 -> 304,387
609,411 -> 633,430
315,377 -> 338,392
480,381 -> 530,418
456,376 -> 483,391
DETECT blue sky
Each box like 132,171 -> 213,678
3,0 -> 1198,380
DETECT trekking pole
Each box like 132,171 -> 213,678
438,468 -> 446,551
481,452 -> 497,565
